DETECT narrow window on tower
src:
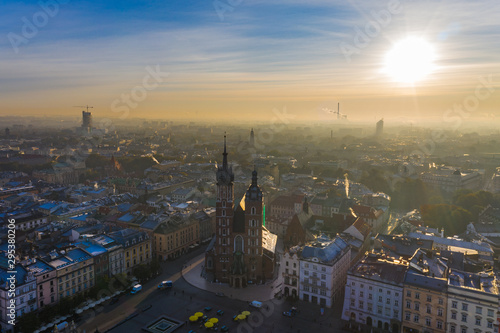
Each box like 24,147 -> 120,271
251,207 -> 256,215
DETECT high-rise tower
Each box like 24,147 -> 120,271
82,111 -> 93,134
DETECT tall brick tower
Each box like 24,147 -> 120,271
205,135 -> 276,287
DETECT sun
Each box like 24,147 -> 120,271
383,37 -> 436,83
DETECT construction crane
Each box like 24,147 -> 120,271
74,105 -> 94,112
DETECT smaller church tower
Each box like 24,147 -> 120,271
249,128 -> 255,148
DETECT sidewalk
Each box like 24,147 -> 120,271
181,254 -> 280,302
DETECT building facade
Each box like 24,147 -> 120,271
0,264 -> 37,333
402,271 -> 447,333
109,229 -> 152,275
342,253 -> 407,333
282,247 -> 300,299
446,270 -> 498,333
46,248 -> 95,300
154,216 -> 199,260
26,260 -> 58,309
299,236 -> 350,308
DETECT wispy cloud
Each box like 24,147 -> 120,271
0,0 -> 498,120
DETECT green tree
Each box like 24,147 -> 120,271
420,204 -> 473,236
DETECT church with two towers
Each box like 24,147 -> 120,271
205,135 -> 277,287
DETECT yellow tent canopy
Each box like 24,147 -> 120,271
242,311 -> 251,316
195,312 -> 203,317
189,316 -> 198,322
238,314 -> 246,320
209,318 -> 219,323
204,322 -> 214,328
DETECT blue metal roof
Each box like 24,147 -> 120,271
301,236 -> 348,263
27,260 -> 55,274
75,241 -> 107,256
0,265 -> 29,288
66,248 -> 92,262
118,213 -> 135,222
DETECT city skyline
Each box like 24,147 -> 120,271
1,0 -> 499,122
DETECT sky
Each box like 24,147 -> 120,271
0,0 -> 499,125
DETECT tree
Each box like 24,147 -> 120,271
391,178 -> 429,211
85,153 -> 110,169
420,204 -> 473,236
359,168 -> 391,194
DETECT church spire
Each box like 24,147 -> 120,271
252,165 -> 258,186
223,132 -> 228,169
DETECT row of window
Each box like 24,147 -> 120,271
352,289 -> 400,305
451,301 -> 494,317
404,312 -> 444,329
304,263 -> 327,272
449,324 -> 493,333
351,283 -> 400,297
303,286 -> 327,296
351,299 -> 399,317
405,300 -> 444,316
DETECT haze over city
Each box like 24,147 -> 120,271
1,0 -> 499,122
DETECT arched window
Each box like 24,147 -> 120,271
251,207 -> 256,215
222,210 -> 226,217
235,235 -> 244,252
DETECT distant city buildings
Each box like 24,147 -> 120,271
419,166 -> 482,193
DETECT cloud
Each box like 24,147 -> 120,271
0,0 -> 498,119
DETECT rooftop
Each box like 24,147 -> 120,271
301,235 -> 349,264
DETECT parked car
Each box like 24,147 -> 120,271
109,296 -> 120,305
204,306 -> 212,312
217,310 -> 224,316
282,311 -> 293,317
232,315 -> 239,321
221,326 -> 229,332
130,284 -> 142,294
215,292 -> 225,297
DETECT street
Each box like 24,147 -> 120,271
78,246 -> 344,333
